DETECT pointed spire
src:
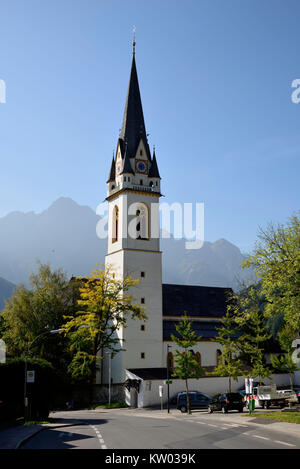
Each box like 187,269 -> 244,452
149,147 -> 160,178
107,152 -> 116,182
119,53 -> 151,160
121,142 -> 134,174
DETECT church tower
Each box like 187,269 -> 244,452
104,41 -> 164,383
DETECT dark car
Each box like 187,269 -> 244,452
208,393 -> 244,414
177,392 -> 211,413
169,391 -> 197,405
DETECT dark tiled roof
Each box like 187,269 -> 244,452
149,151 -> 160,178
127,368 -> 168,380
163,319 -> 221,341
162,284 -> 232,318
121,145 -> 134,174
119,55 -> 151,160
107,156 -> 115,182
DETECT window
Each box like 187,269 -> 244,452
124,176 -> 126,182
167,351 -> 174,369
140,179 -> 143,185
140,149 -> 143,156
141,298 -> 145,304
195,352 -> 202,367
135,203 -> 149,240
141,353 -> 145,359
216,349 -> 222,366
112,206 -> 119,243
149,181 -> 153,187
141,325 -> 145,331
141,271 -> 145,278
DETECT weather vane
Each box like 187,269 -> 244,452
133,26 -> 136,55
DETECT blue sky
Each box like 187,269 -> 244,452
0,0 -> 299,252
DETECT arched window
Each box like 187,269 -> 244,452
135,203 -> 149,240
112,205 -> 119,243
167,352 -> 174,369
195,352 -> 201,367
216,349 -> 222,366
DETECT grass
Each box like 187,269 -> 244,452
243,412 -> 300,424
24,420 -> 51,426
90,402 -> 128,409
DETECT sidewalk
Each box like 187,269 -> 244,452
0,420 -> 82,449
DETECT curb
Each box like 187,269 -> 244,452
15,422 -> 85,449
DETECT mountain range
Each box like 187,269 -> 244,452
0,197 -> 256,308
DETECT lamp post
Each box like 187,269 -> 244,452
24,328 -> 63,421
106,351 -> 112,407
167,344 -> 172,414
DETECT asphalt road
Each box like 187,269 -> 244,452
20,408 -> 300,450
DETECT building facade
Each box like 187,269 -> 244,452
101,44 -> 231,385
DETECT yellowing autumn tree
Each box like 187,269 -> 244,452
62,266 -> 146,383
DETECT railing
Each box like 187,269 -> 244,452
108,183 -> 160,195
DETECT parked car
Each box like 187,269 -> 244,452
208,393 -> 244,414
177,392 -> 211,413
169,391 -> 197,405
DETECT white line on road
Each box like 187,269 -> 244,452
274,440 -> 296,447
90,425 -> 108,450
252,435 -> 269,441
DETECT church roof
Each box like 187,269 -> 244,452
149,150 -> 160,178
119,55 -> 151,160
163,319 -> 221,341
162,284 -> 232,318
107,155 -> 115,182
120,144 -> 134,174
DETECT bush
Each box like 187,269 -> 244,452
0,357 -> 56,422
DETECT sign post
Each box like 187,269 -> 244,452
159,385 -> 164,411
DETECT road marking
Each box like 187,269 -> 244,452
252,435 -> 269,441
90,425 -> 108,450
274,440 -> 296,447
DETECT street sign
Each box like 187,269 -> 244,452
26,370 -> 35,383
165,380 -> 173,384
159,385 -> 164,397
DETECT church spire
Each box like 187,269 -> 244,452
119,43 -> 151,160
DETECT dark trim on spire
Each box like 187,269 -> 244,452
121,144 -> 134,174
107,155 -> 115,182
149,149 -> 160,178
119,55 -> 151,160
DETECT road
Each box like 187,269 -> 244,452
19,408 -> 300,450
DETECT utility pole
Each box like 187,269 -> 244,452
167,344 -> 171,413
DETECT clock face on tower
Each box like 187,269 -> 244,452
117,164 -> 121,174
135,159 -> 148,174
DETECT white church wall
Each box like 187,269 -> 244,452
128,373 -> 291,408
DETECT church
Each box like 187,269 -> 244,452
100,40 -> 231,389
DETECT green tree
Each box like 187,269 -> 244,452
235,287 -> 272,385
243,214 -> 300,334
171,314 -> 203,414
62,266 -> 146,385
210,304 -> 244,392
1,263 -> 78,370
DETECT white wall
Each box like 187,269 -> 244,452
125,371 -> 291,408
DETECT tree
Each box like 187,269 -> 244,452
171,314 -> 203,414
271,323 -> 300,389
235,286 -> 272,385
1,263 -> 78,370
243,214 -> 300,334
210,303 -> 244,392
62,266 -> 146,385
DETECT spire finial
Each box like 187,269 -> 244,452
132,26 -> 136,55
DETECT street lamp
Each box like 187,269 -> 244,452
167,344 -> 172,414
24,328 -> 63,421
106,351 -> 112,407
